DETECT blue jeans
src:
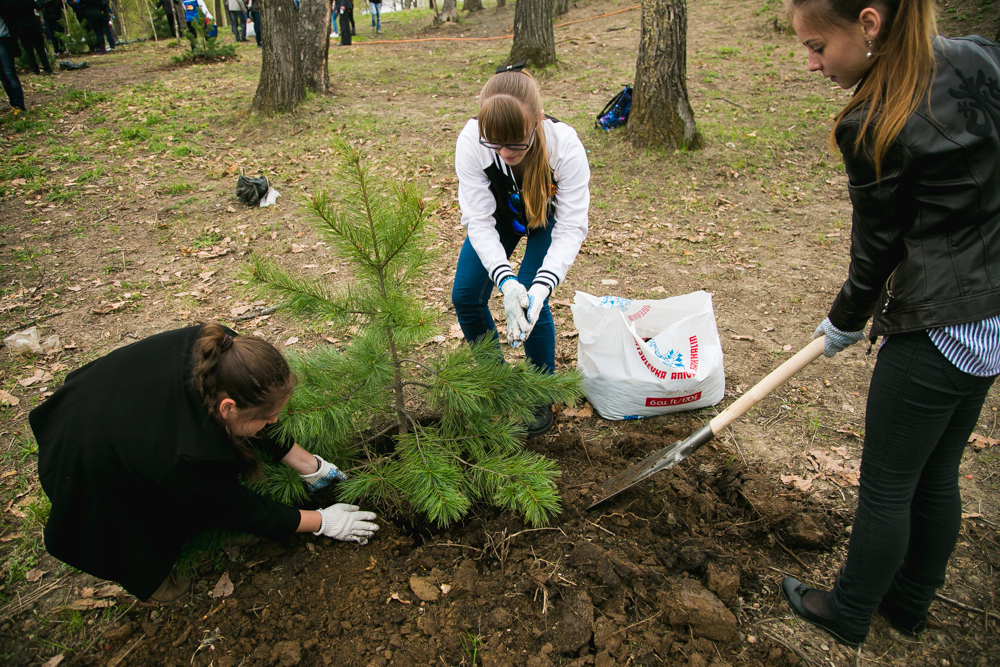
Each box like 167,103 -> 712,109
827,331 -> 997,638
370,2 -> 381,30
250,11 -> 261,45
0,38 -> 25,110
229,10 -> 246,41
451,219 -> 555,374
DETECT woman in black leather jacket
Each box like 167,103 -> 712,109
780,0 -> 1000,649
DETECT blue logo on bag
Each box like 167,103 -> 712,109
597,296 -> 632,312
646,339 -> 686,369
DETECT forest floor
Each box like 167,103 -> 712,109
1,1 -> 999,666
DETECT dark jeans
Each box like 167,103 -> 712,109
827,331 -> 997,638
84,11 -> 107,51
346,8 -> 354,34
451,219 -> 556,374
42,10 -> 64,53
250,10 -> 260,45
0,37 -> 25,110
338,11 -> 351,44
228,10 -> 246,41
19,22 -> 52,73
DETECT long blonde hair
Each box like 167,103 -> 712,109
478,70 -> 552,230
788,0 -> 937,178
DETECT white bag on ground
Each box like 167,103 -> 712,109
572,290 -> 725,420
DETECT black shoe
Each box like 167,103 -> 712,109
526,404 -> 554,438
878,598 -> 926,637
781,577 -> 866,649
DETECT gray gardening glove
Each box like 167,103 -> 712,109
299,455 -> 347,493
497,276 -> 530,348
814,317 -> 867,358
522,282 -> 551,340
313,504 -> 379,544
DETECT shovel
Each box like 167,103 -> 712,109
588,335 -> 827,509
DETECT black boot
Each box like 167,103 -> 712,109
526,404 -> 554,438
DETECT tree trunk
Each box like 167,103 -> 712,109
554,0 -> 569,16
297,0 -> 330,93
626,0 -> 702,150
463,0 -> 482,11
215,0 -> 224,26
434,0 -> 458,24
496,0 -> 504,7
509,0 -> 554,67
253,0 -> 306,114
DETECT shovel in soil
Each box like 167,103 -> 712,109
588,335 -> 827,509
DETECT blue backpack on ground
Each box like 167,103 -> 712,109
596,85 -> 632,131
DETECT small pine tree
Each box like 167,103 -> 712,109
173,9 -> 235,63
60,9 -> 96,55
244,145 -> 583,528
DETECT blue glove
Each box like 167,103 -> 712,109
300,455 -> 347,493
814,317 -> 867,358
522,282 -> 551,340
498,276 -> 530,348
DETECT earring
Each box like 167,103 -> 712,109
866,40 -> 873,58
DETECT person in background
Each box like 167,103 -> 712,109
0,12 -> 25,113
37,0 -> 64,54
0,0 -> 53,72
333,0 -> 351,46
226,0 -> 246,42
780,0 -> 1000,649
247,0 -> 260,46
369,0 -> 380,33
451,63 -> 591,437
31,323 -> 379,604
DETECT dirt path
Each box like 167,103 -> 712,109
1,1 -> 998,666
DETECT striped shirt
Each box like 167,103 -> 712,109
928,315 -> 1000,377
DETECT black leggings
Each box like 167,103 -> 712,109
827,331 -> 996,637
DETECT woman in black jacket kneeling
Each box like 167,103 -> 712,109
31,323 -> 378,604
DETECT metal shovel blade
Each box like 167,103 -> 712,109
586,336 -> 827,510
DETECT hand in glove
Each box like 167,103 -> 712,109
498,276 -> 530,347
299,455 -> 347,493
814,317 -> 867,358
522,282 -> 551,340
313,504 -> 379,544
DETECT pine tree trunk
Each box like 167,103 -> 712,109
463,0 -> 482,11
554,0 -> 569,16
253,0 -> 306,114
434,0 -> 458,24
626,0 -> 702,150
509,0 -> 555,67
297,0 -> 330,93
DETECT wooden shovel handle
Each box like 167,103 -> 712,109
708,336 -> 827,435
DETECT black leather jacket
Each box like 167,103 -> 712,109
828,36 -> 1000,339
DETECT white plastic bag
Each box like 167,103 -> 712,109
245,18 -> 255,38
4,327 -> 61,357
571,290 -> 725,420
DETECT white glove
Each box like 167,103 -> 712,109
299,455 -> 347,493
313,503 -> 379,544
498,276 -> 530,348
523,282 -> 551,339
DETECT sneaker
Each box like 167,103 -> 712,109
12,108 -> 22,116
526,404 -> 554,438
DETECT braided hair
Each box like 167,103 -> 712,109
191,323 -> 296,477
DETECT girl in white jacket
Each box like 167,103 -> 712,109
451,63 -> 591,436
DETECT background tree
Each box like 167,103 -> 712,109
626,0 -> 702,150
496,0 -> 504,7
244,146 -> 582,527
463,0 -> 482,12
509,0 -> 555,66
554,0 -> 569,16
297,0 -> 331,93
434,0 -> 459,24
253,0 -> 306,114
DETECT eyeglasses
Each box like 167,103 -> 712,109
507,192 -> 527,235
479,124 -> 537,152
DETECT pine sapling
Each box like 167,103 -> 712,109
243,144 -> 583,528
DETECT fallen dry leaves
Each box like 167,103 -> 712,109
209,572 -> 234,598
969,433 -> 999,451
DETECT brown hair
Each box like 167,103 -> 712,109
788,0 -> 937,178
192,323 -> 296,478
478,70 -> 552,230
